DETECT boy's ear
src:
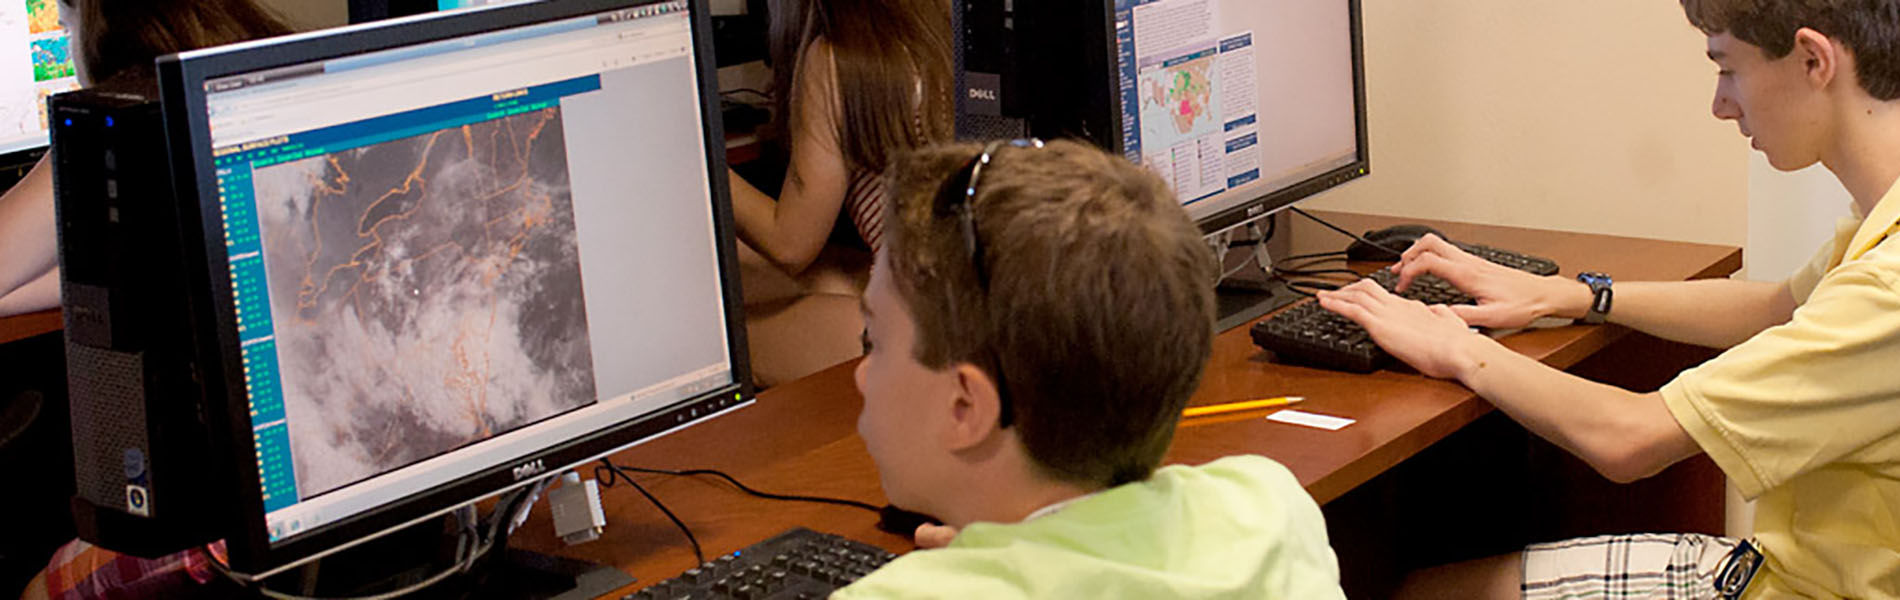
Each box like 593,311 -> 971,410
940,362 -> 1005,451
1792,27 -> 1839,89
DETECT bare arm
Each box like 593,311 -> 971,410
1560,279 -> 1794,349
1394,234 -> 1793,348
0,268 -> 57,317
728,41 -> 851,275
1319,280 -> 1704,483
0,156 -> 57,310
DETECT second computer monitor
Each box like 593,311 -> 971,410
964,0 -> 1368,233
1117,0 -> 1365,229
1,0 -> 81,168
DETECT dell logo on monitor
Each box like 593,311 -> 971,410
967,87 -> 997,101
511,459 -> 546,481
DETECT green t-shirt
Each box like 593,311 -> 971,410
832,455 -> 1344,599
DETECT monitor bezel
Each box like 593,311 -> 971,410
155,0 -> 754,575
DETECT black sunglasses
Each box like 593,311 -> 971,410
930,138 -> 1042,428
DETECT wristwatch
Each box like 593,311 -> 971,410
1577,271 -> 1613,324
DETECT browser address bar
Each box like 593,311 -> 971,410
209,22 -> 689,146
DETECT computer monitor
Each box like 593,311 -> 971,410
155,0 -> 749,576
959,0 -> 1367,327
1,0 -> 81,174
347,0 -> 531,24
961,0 -> 1367,234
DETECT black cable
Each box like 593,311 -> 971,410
598,460 -> 706,565
1224,212 -> 1280,247
1280,250 -> 1349,262
203,479 -> 551,600
600,462 -> 881,514
1287,207 -> 1404,257
1273,267 -> 1361,278
719,87 -> 772,100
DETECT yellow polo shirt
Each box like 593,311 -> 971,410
1661,179 -> 1900,599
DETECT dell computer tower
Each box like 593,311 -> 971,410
954,0 -> 1118,145
50,75 -> 228,558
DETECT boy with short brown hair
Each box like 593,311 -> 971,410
835,139 -> 1344,599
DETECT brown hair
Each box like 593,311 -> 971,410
883,140 -> 1218,488
61,0 -> 294,85
1681,0 -> 1900,100
769,0 -> 953,175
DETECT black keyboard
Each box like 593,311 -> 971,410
1250,245 -> 1559,373
623,528 -> 897,600
1453,242 -> 1560,276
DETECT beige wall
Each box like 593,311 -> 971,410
1306,0 -> 1750,247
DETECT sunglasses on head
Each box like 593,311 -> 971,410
929,138 -> 1043,428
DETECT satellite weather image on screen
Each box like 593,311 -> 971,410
250,106 -> 598,498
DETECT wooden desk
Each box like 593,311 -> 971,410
0,309 -> 59,346
512,211 -> 1742,594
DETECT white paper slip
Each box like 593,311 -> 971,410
1267,409 -> 1355,431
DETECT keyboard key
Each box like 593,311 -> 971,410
636,528 -> 894,599
1253,243 -> 1559,372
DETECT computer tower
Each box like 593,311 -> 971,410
50,75 -> 229,558
952,0 -> 1024,140
953,0 -> 1117,145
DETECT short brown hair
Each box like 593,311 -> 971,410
62,0 -> 293,85
1681,0 -> 1900,100
883,140 -> 1217,488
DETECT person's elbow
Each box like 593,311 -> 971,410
761,241 -> 822,276
1583,405 -> 1698,484
1592,444 -> 1675,484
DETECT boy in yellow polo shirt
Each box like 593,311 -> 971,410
1319,1 -> 1900,597
833,139 -> 1346,599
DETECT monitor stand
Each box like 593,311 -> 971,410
246,512 -> 634,600
1215,277 -> 1306,333
1211,211 -> 1308,332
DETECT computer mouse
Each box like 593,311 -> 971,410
876,504 -> 943,538
1346,224 -> 1448,262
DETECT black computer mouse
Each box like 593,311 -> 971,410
1346,224 -> 1448,262
876,504 -> 943,538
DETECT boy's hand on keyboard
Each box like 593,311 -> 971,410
1393,234 -> 1557,329
1318,279 -> 1482,380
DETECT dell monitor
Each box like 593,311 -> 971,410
153,0 -> 748,580
959,0 -> 1368,328
1,0 -> 81,179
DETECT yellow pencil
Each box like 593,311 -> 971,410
1181,396 -> 1305,418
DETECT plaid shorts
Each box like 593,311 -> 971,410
1521,533 -> 1741,599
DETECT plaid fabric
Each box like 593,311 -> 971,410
40,539 -> 223,600
1522,533 -> 1740,599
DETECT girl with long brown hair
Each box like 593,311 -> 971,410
727,0 -> 953,273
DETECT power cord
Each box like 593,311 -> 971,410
1287,207 -> 1405,256
587,459 -> 888,566
599,462 -> 882,514
595,460 -> 706,565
